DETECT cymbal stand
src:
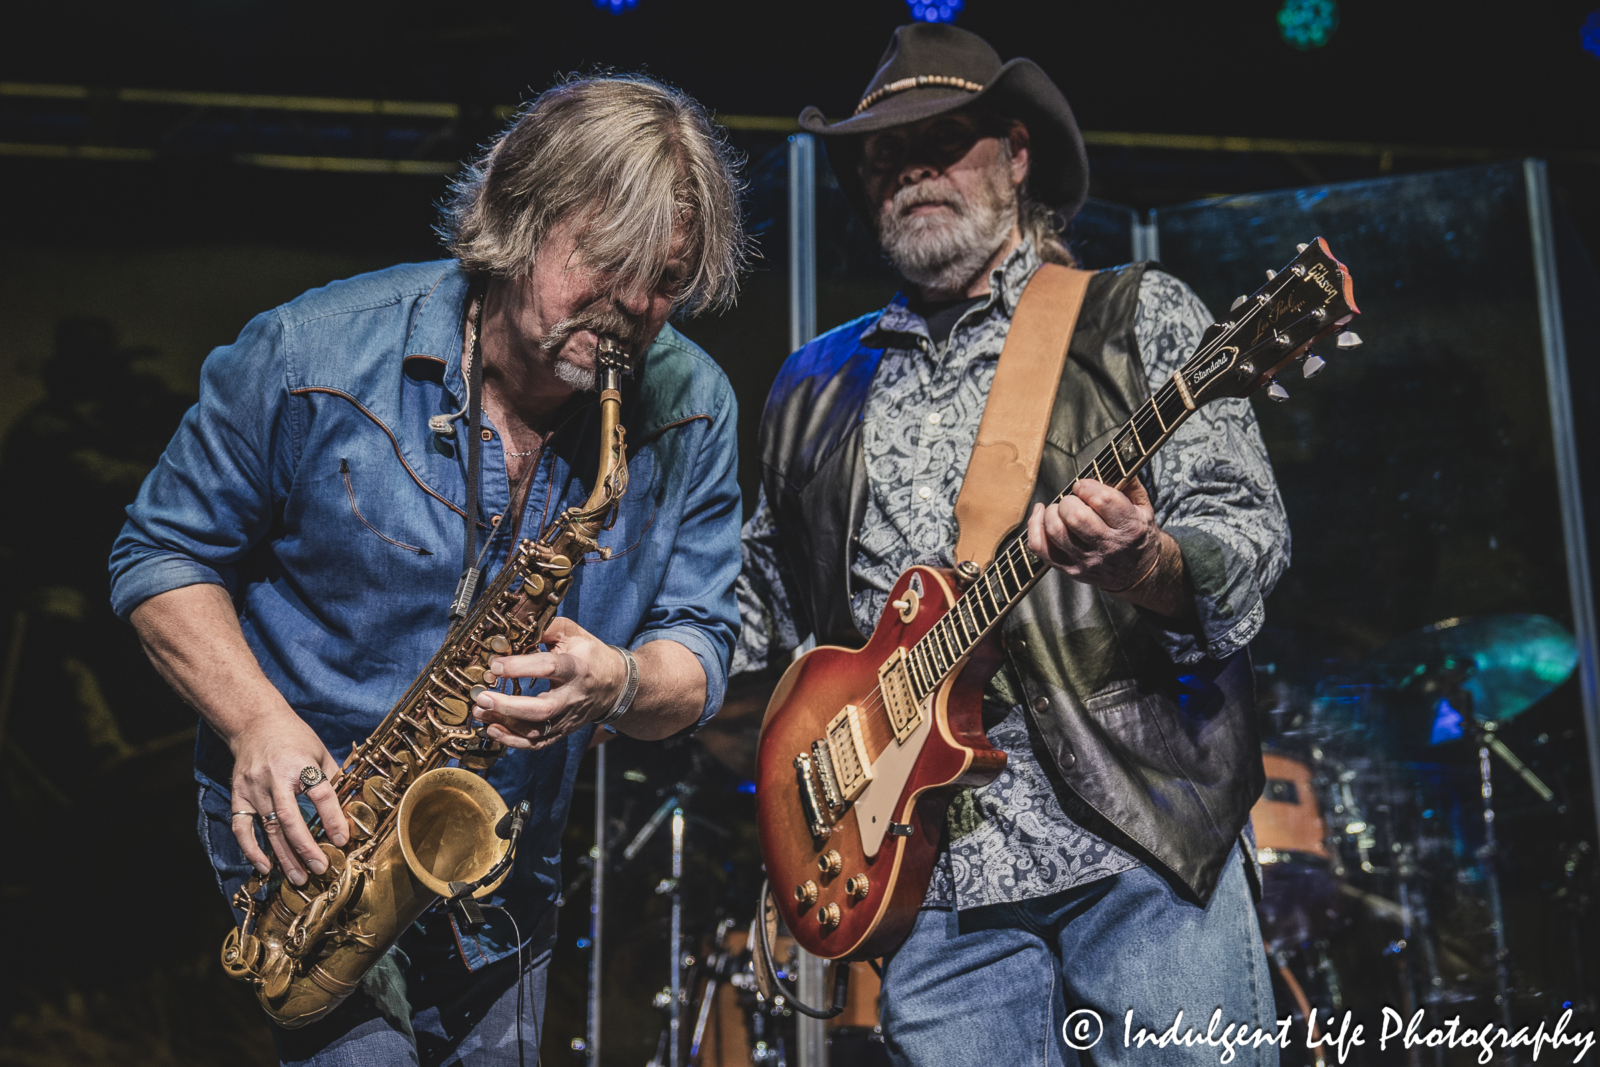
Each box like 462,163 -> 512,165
1472,721 -> 1520,1057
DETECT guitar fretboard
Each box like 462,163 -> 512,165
899,376 -> 1195,702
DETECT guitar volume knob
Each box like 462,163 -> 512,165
817,850 -> 842,876
818,903 -> 841,929
794,881 -> 818,907
846,874 -> 870,900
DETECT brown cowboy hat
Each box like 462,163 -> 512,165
799,23 -> 1089,228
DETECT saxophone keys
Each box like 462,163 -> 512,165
523,574 -> 547,597
435,697 -> 471,726
260,948 -> 294,1000
343,800 -> 378,841
221,927 -> 262,978
361,775 -> 400,811
461,665 -> 487,685
487,635 -> 512,655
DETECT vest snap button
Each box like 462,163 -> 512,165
1032,695 -> 1049,713
1059,745 -> 1077,769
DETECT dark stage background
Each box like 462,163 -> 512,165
1,2 -> 1598,1065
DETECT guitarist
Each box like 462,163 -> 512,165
734,24 -> 1291,1067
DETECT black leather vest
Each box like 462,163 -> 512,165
758,263 -> 1262,904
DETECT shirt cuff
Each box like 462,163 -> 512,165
631,625 -> 728,731
1152,525 -> 1267,664
109,554 -> 230,622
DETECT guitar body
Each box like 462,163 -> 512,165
755,565 -> 1007,960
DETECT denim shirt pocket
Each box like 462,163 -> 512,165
339,458 -> 433,556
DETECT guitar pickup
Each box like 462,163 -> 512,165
792,753 -> 832,840
877,647 -> 922,744
822,705 -> 871,803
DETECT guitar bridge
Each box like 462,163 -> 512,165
792,753 -> 832,839
823,705 -> 871,803
878,647 -> 922,744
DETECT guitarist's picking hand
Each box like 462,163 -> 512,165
1025,478 -> 1191,618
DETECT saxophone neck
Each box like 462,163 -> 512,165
574,336 -> 630,521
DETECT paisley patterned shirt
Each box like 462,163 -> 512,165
733,241 -> 1289,909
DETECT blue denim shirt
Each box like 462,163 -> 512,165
110,260 -> 741,968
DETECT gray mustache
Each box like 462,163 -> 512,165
539,309 -> 644,353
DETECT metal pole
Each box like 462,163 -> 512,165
1525,158 -> 1600,836
788,133 -> 817,353
587,743 -> 606,1065
789,127 -> 829,1067
670,805 -> 685,1067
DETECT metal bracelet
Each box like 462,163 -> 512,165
596,645 -> 640,728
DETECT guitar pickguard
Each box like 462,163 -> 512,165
853,690 -> 935,858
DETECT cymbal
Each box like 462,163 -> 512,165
1365,614 -> 1577,724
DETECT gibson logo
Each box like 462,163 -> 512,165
1187,348 -> 1237,387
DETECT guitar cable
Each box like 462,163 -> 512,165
753,879 -> 851,1020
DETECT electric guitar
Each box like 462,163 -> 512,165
755,238 -> 1360,960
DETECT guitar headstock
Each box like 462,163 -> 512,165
1180,237 -> 1360,407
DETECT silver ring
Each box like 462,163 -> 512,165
261,811 -> 279,824
230,811 -> 257,820
299,766 -> 328,789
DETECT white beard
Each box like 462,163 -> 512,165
876,156 -> 1018,296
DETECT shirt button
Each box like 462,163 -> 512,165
927,412 -> 941,425
490,514 -> 502,526
917,486 -> 932,500
480,428 -> 494,441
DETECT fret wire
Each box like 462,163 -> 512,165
1002,549 -> 1022,597
984,572 -> 1004,615
1127,420 -> 1146,456
968,592 -> 988,635
927,626 -> 947,674
956,599 -> 976,646
976,578 -> 997,622
910,648 -> 931,696
937,623 -> 958,666
1149,394 -> 1169,434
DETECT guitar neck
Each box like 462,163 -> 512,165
901,375 -> 1197,702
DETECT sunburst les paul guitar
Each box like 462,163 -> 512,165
755,238 -> 1360,960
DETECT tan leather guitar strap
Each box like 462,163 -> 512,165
953,262 -> 1093,572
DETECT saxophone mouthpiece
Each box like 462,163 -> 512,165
595,335 -> 631,391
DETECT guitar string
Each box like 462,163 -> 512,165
829,298 -> 1331,761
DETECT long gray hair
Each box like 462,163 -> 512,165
439,75 -> 748,315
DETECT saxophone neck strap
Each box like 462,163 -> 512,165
952,262 -> 1093,573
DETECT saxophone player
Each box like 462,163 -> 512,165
110,75 -> 747,1063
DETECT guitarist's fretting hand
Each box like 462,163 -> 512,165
1025,477 -> 1193,620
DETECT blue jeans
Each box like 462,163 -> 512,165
880,847 -> 1276,1067
200,781 -> 556,1066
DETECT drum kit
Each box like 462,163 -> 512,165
1250,614 -> 1586,1060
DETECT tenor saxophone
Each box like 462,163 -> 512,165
220,338 -> 632,1028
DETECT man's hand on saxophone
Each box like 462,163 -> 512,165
130,583 -> 351,886
473,615 -> 708,749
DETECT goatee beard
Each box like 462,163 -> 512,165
876,160 -> 1018,297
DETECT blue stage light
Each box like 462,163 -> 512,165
908,0 -> 963,24
1583,10 -> 1600,58
1278,0 -> 1339,50
595,0 -> 638,13
1429,697 -> 1465,745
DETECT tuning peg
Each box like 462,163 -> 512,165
1265,269 -> 1277,280
1301,354 -> 1327,378
1267,380 -> 1290,402
1230,295 -> 1247,311
1336,331 -> 1363,348
1296,242 -> 1309,253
